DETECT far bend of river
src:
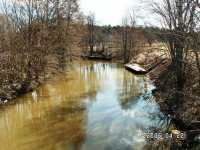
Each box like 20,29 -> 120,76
0,61 -> 172,150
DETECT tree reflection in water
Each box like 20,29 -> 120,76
0,61 -> 195,150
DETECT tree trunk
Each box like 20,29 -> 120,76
194,51 -> 200,87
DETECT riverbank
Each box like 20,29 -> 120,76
128,44 -> 200,132
151,65 -> 200,124
145,50 -> 200,147
152,55 -> 200,121
126,47 -> 200,148
0,53 -> 61,105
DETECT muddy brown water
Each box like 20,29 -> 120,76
0,61 -> 171,150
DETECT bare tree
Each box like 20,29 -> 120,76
87,13 -> 95,56
152,0 -> 200,91
121,10 -> 136,63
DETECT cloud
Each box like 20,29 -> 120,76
80,0 -> 135,25
80,0 -> 160,26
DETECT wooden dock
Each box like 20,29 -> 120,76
82,55 -> 112,61
125,59 -> 169,75
81,51 -> 112,61
125,64 -> 147,75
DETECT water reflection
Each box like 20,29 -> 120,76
0,61 -> 171,150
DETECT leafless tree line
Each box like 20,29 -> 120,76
82,10 -> 137,63
0,0 -> 79,100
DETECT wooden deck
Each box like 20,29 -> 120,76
125,64 -> 147,75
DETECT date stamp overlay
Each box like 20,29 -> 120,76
138,129 -> 186,141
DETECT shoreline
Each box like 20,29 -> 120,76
0,55 -> 62,106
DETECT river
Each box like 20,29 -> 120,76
0,61 -> 172,150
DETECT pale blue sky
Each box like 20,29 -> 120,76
80,0 -> 159,26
